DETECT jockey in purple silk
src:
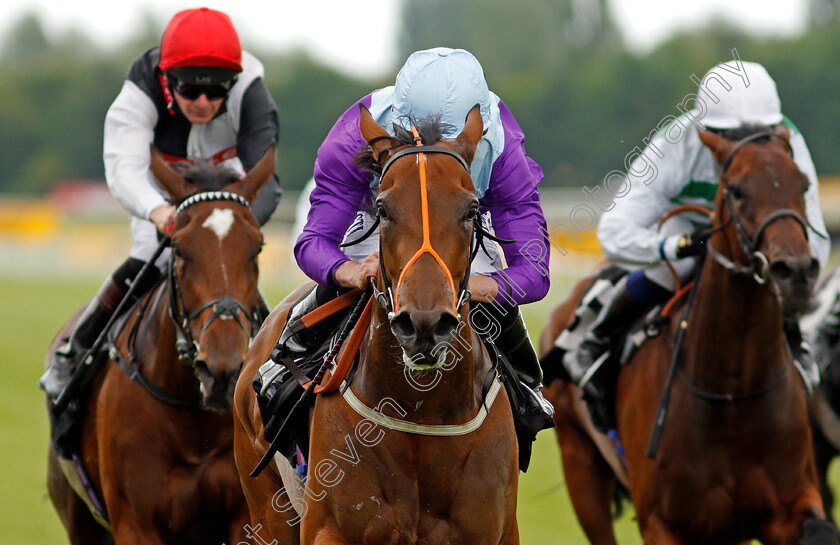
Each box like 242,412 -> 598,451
289,47 -> 555,437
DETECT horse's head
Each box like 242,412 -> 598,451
151,148 -> 274,409
699,125 -> 818,314
357,104 -> 483,368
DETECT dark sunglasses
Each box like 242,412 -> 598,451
173,82 -> 230,100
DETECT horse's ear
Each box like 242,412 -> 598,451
229,145 -> 276,203
150,147 -> 195,202
774,122 -> 791,141
697,128 -> 737,165
453,104 -> 483,165
359,104 -> 395,165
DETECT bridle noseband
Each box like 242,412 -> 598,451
709,130 -> 824,284
169,191 -> 263,364
343,129 -> 512,321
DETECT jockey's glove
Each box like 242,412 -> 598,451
674,227 -> 713,259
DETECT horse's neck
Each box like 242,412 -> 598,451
356,307 -> 490,424
685,243 -> 788,387
132,284 -> 201,399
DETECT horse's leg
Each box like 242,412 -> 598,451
545,380 -> 619,545
47,446 -> 113,545
232,410 -> 302,543
759,499 -> 839,545
640,515 -> 688,545
233,283 -> 313,544
110,518 -> 167,545
501,518 -> 520,545
811,417 -> 838,525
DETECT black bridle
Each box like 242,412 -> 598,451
708,130 -> 825,284
115,191 -> 263,407
168,191 -> 264,364
342,142 -> 513,320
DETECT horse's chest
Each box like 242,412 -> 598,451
308,438 -> 514,544
156,454 -> 241,520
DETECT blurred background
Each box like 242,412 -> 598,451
3,0 -> 840,543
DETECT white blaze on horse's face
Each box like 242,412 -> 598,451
202,208 -> 235,241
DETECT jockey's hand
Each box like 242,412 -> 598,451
468,275 -> 500,303
675,226 -> 713,259
150,203 -> 177,235
335,252 -> 379,290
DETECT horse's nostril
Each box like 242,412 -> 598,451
434,313 -> 460,341
770,261 -> 792,282
391,312 -> 415,341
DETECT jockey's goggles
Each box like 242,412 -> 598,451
172,80 -> 232,100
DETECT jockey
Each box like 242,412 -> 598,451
39,7 -> 281,398
544,60 -> 830,400
287,47 -> 553,424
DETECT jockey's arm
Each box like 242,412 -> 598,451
294,98 -> 375,288
103,80 -> 167,221
479,104 -> 550,306
235,73 -> 281,226
598,132 -> 691,267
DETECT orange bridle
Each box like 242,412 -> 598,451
392,127 -> 461,316
372,128 -> 474,320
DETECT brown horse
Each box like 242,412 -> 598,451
234,105 -> 519,544
46,149 -> 274,544
541,125 -> 838,544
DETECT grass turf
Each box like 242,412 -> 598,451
2,274 -> 834,544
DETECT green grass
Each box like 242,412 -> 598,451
0,276 -> 101,544
3,274 -> 837,544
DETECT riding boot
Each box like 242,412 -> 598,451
39,276 -> 127,399
493,308 -> 555,417
473,302 -> 554,471
255,284 -> 347,401
575,273 -> 669,400
784,317 -> 819,394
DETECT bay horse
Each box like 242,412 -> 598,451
541,125 -> 839,544
45,148 -> 274,544
234,105 -> 519,544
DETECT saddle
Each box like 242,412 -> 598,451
253,286 -> 360,470
555,266 -> 668,432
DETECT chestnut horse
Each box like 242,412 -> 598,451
234,105 -> 519,544
541,125 -> 838,544
46,149 -> 274,544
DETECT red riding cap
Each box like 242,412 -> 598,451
159,7 -> 242,73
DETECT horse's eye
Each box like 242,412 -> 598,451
173,245 -> 182,257
730,186 -> 745,200
465,205 -> 479,222
377,205 -> 388,220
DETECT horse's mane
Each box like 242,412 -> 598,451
712,123 -> 776,144
354,114 -> 455,173
183,162 -> 241,192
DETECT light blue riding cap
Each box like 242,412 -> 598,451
368,47 -> 504,198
